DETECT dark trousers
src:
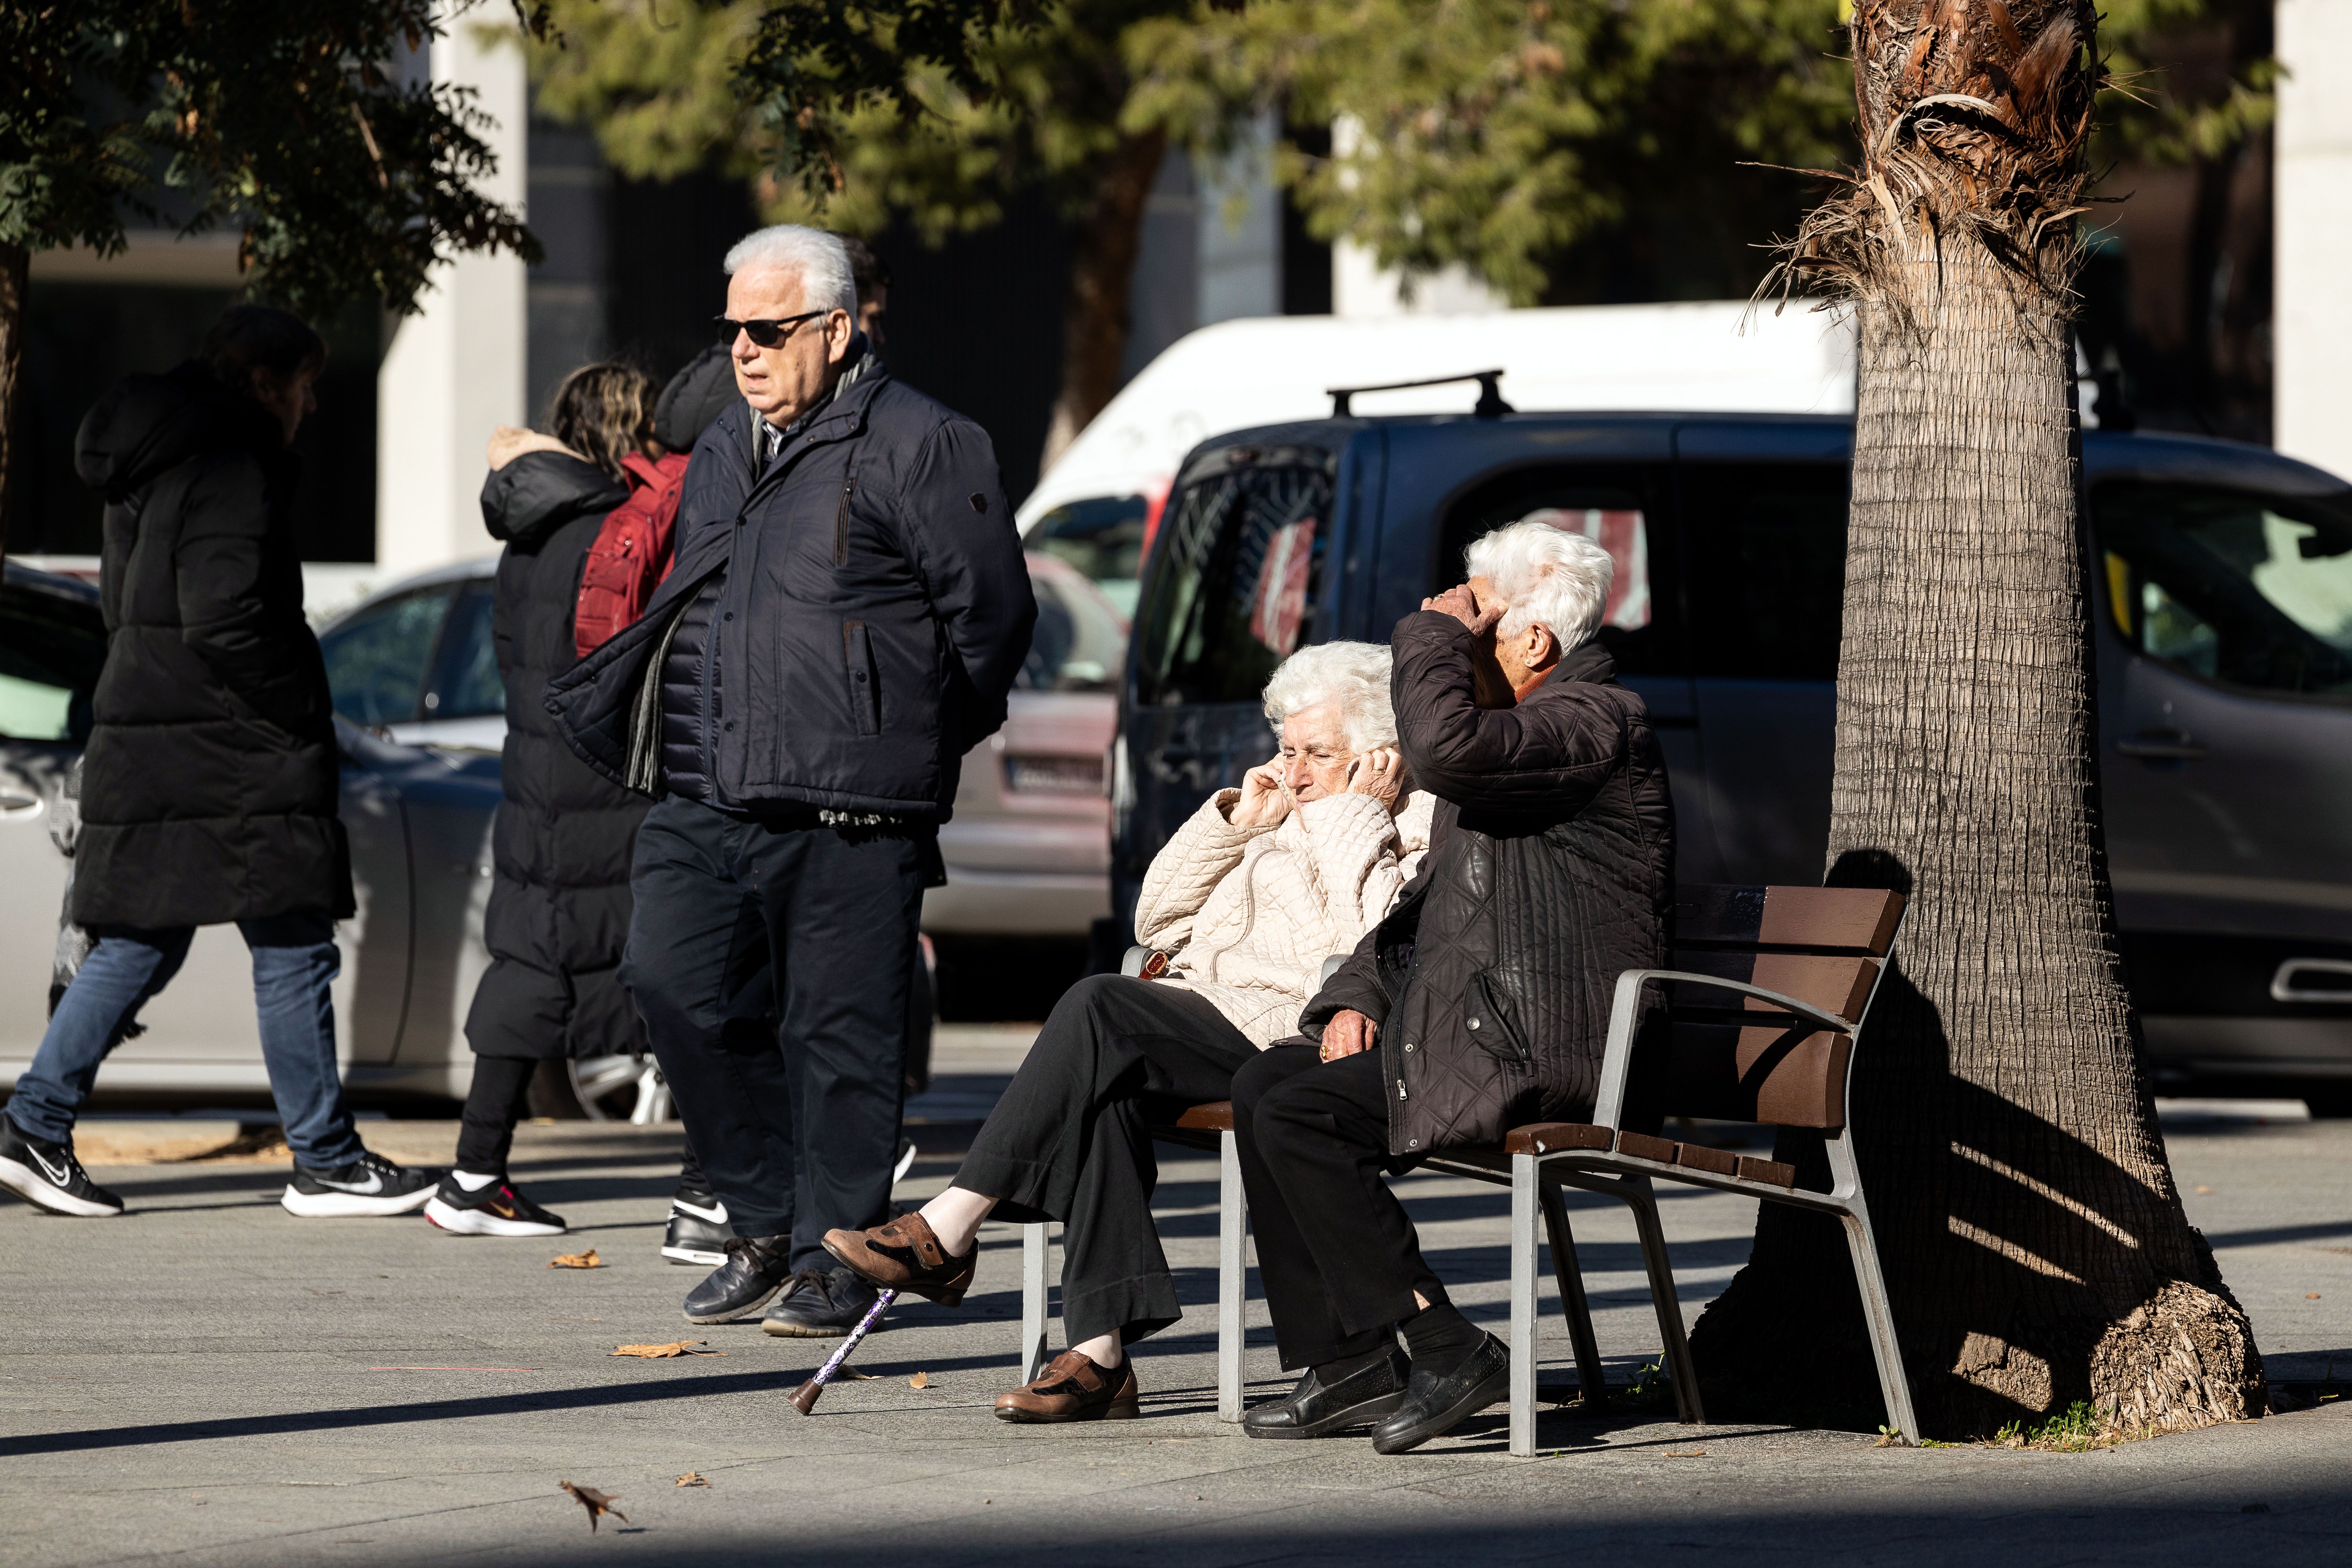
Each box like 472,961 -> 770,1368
1232,1042 -> 1445,1370
959,974 -> 1255,1348
456,1056 -> 536,1174
621,796 -> 924,1269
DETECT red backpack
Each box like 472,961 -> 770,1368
574,450 -> 690,659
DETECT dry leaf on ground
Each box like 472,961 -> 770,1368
675,1472 -> 709,1488
909,1370 -> 931,1389
558,1481 -> 628,1533
611,1341 -> 723,1359
1667,1450 -> 1708,1458
549,1250 -> 603,1269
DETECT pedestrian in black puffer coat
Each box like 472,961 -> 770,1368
0,305 -> 438,1223
425,364 -> 654,1239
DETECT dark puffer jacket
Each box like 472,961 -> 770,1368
546,361 -> 1034,818
70,362 -> 351,928
462,451 -> 645,1062
1301,614 -> 1676,1155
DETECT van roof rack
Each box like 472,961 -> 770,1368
1327,369 -> 1512,419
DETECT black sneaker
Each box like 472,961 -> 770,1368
662,1188 -> 730,1266
280,1150 -> 438,1217
762,1266 -> 880,1338
682,1235 -> 793,1324
0,1118 -> 124,1217
423,1174 -> 566,1237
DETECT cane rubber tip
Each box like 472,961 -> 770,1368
789,1380 -> 821,1415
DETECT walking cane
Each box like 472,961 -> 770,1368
788,1288 -> 898,1414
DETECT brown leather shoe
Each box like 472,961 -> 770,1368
820,1211 -> 977,1306
995,1350 -> 1141,1424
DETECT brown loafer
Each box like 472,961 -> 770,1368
820,1211 -> 977,1306
995,1350 -> 1141,1424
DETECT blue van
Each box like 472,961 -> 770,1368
1112,409 -> 2352,1107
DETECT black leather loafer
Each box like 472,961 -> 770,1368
1371,1333 -> 1511,1454
1243,1350 -> 1411,1439
681,1234 -> 793,1324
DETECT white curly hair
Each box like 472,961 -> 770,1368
1261,641 -> 1397,752
1464,519 -> 1615,653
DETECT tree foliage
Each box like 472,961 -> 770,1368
0,0 -> 543,317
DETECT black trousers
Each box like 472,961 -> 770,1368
622,796 -> 923,1268
455,1056 -> 536,1174
1231,1042 -> 1446,1370
958,974 -> 1255,1348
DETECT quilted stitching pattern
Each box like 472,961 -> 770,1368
1134,787 -> 1434,1047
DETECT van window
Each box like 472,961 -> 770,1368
1134,460 -> 1331,707
2097,482 -> 2352,699
1680,462 -> 1849,681
1437,464 -> 1676,675
1028,496 -> 1149,618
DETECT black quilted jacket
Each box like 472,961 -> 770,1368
1300,613 -> 1675,1156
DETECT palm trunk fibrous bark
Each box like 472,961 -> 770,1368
1689,0 -> 2264,1438
0,240 -> 27,553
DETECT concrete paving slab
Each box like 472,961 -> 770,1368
2,1097 -> 2347,1567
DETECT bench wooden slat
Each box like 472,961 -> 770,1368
1673,1142 -> 1738,1177
1666,950 -> 1879,1024
1737,1155 -> 1798,1187
1616,1131 -> 1676,1163
1502,1122 -> 1613,1156
1169,1101 -> 1234,1133
1673,885 -> 1905,956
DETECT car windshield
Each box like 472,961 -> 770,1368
1019,556 -> 1128,693
1027,496 -> 1149,618
1132,456 -> 1331,708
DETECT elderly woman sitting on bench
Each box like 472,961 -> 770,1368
824,641 -> 1433,1421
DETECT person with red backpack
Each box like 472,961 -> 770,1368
427,362 -> 689,1236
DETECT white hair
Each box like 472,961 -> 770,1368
1464,519 -> 1614,653
1261,641 -> 1397,752
722,224 -> 858,318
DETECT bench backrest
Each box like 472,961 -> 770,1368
1654,885 -> 1905,1132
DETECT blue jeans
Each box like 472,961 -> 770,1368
6,914 -> 366,1169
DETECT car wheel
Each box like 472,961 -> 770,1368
524,1051 -> 676,1122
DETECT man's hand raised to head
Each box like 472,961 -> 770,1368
1421,584 -> 1501,638
1317,1008 -> 1378,1063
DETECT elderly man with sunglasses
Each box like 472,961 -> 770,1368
549,225 -> 1035,1336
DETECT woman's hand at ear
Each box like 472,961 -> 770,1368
1346,747 -> 1406,809
1226,759 -> 1292,828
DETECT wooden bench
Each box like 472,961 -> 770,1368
1017,888 -> 1920,1451
1422,882 -> 1921,1451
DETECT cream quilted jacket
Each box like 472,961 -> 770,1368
1134,787 -> 1436,1047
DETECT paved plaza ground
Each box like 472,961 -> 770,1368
4,1028 -> 2349,1567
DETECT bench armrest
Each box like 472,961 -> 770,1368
1591,967 -> 1855,1129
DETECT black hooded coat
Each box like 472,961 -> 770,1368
70,362 -> 351,928
462,451 -> 644,1062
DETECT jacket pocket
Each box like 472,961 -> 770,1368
842,620 -> 880,736
1467,970 -> 1533,1071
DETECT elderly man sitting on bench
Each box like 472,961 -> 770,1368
1230,518 -> 1677,1454
824,641 -> 1433,1422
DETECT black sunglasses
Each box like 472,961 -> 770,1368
714,310 -> 828,348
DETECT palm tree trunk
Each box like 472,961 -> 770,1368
0,240 -> 27,554
1688,0 -> 2262,1438
1040,127 -> 1166,477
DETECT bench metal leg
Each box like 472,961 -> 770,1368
1217,1130 -> 1248,1422
1619,1174 -> 1704,1425
1020,1221 -> 1050,1383
1538,1176 -> 1608,1408
1826,1135 -> 1918,1443
1509,1152 -> 1540,1456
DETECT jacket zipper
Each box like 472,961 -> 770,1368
833,477 -> 857,565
